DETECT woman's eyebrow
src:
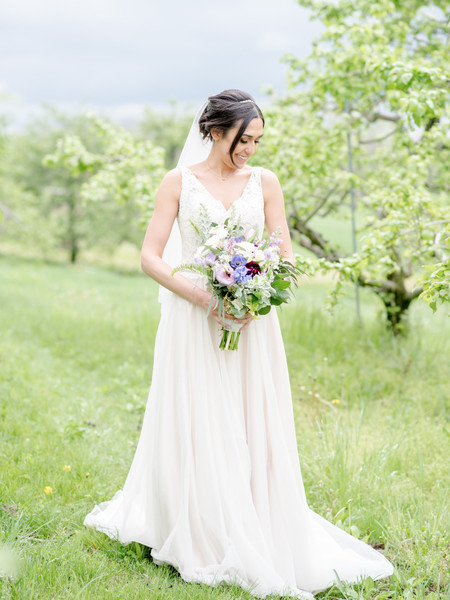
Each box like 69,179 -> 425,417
241,133 -> 264,139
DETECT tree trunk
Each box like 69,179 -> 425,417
358,270 -> 423,335
67,193 -> 79,264
289,217 -> 423,333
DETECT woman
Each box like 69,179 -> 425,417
84,89 -> 394,599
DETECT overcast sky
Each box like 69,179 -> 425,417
0,0 -> 323,129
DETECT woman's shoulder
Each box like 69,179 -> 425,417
162,167 -> 182,182
258,166 -> 279,182
258,167 -> 282,195
158,167 -> 182,196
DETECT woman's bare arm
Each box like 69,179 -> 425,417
140,169 -> 252,328
140,169 -> 211,310
261,168 -> 295,264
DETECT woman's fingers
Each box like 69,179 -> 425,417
211,311 -> 253,330
238,319 -> 252,331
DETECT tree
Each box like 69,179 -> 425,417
0,102 -> 23,232
1,108 -> 136,263
44,114 -> 166,241
138,102 -> 193,169
256,0 -> 449,331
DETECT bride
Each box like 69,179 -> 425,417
84,89 -> 394,598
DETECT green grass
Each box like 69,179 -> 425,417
0,255 -> 448,600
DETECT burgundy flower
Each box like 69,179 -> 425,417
246,261 -> 261,278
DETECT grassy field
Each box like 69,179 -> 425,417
0,255 -> 448,600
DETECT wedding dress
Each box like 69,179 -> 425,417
84,165 -> 394,598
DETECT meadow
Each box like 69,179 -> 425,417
0,254 -> 448,599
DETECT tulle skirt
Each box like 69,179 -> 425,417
84,286 -> 393,598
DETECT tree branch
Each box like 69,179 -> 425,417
364,110 -> 401,123
358,128 -> 398,144
289,214 -> 341,261
303,183 -> 341,223
0,202 -> 24,225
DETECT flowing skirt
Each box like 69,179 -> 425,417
84,288 -> 393,598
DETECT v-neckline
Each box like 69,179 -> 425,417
184,166 -> 254,213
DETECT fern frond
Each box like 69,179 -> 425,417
171,264 -> 209,278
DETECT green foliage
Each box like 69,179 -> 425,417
256,0 -> 449,331
0,108 -> 148,263
0,100 -> 192,266
43,114 -> 166,228
418,254 -> 450,313
0,256 -> 448,599
138,102 -> 194,169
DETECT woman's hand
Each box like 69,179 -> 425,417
194,288 -> 253,331
210,304 -> 253,332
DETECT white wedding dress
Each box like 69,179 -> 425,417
84,166 -> 394,598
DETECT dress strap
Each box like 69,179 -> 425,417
178,166 -> 198,200
251,166 -> 264,205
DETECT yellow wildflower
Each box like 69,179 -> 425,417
85,472 -> 90,478
44,486 -> 52,495
62,465 -> 71,472
331,399 -> 341,405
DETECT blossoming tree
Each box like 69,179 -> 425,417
256,0 -> 449,332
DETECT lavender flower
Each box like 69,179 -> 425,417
204,251 -> 217,265
224,238 -> 236,252
234,266 -> 251,284
215,264 -> 236,286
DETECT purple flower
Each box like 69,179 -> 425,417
230,254 -> 247,268
264,248 -> 278,261
234,265 -> 251,284
224,238 -> 235,252
204,251 -> 217,266
234,236 -> 243,243
270,233 -> 283,245
215,264 -> 236,286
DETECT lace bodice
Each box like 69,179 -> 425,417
178,166 -> 265,263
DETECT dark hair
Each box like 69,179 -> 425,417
198,89 -> 265,166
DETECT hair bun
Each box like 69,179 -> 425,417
196,89 -> 265,167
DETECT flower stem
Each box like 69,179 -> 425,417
219,329 -> 240,351
219,329 -> 229,350
231,331 -> 240,350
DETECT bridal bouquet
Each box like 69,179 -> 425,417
172,213 -> 300,350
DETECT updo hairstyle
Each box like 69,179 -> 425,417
198,89 -> 264,166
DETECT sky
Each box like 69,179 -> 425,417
0,0 -> 324,129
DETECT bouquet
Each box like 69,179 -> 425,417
172,214 -> 300,350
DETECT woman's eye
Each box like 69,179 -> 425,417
240,139 -> 248,144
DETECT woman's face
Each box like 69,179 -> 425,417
215,117 -> 264,168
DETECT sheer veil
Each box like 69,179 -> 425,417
158,101 -> 212,304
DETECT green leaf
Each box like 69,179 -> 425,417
272,279 -> 291,290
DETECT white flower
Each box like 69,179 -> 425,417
210,225 -> 228,239
253,249 -> 265,263
205,234 -> 225,249
194,246 -> 208,260
235,241 -> 255,257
